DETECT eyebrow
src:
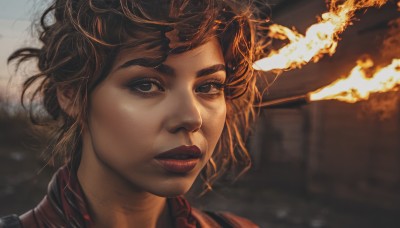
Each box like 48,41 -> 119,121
155,63 -> 226,77
196,64 -> 226,77
118,59 -> 225,78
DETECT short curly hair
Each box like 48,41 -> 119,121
9,0 -> 269,190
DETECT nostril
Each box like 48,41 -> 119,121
182,118 -> 202,133
168,116 -> 202,133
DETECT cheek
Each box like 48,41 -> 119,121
92,107 -> 148,142
88,87 -> 161,162
202,99 -> 227,153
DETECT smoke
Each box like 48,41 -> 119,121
360,89 -> 399,120
361,17 -> 400,120
381,18 -> 400,60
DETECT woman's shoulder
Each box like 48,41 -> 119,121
17,196 -> 65,228
192,207 -> 259,228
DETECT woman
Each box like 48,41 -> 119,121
2,0 -> 268,227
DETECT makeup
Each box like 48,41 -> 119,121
155,145 -> 202,174
81,39 -> 226,197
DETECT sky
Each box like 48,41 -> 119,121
0,0 -> 46,100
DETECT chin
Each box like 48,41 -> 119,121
148,177 -> 196,197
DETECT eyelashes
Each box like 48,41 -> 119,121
195,79 -> 225,95
126,77 -> 225,97
126,78 -> 165,97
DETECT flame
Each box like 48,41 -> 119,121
253,0 -> 388,72
309,58 -> 400,103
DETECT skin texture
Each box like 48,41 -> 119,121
74,38 -> 227,227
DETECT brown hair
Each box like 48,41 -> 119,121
8,0 -> 269,190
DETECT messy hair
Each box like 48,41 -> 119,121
8,0 -> 269,190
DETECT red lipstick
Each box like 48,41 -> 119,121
155,145 -> 202,174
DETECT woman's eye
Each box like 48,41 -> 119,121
196,82 -> 225,94
127,79 -> 164,95
135,82 -> 158,92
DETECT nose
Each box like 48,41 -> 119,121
166,92 -> 202,133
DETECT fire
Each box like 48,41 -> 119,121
309,58 -> 400,103
253,0 -> 388,72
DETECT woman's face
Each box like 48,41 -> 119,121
82,38 -> 227,196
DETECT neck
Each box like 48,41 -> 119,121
77,155 -> 173,228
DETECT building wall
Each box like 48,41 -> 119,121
250,0 -> 400,209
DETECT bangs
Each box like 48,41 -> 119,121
78,0 -> 224,55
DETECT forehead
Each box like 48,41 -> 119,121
164,38 -> 224,67
112,38 -> 224,72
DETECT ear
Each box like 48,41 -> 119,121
57,86 -> 79,117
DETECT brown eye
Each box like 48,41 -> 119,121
136,82 -> 156,92
197,84 -> 212,93
196,82 -> 225,94
127,78 -> 164,95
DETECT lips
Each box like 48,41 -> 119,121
155,145 -> 202,173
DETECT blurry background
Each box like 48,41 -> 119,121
1,0 -> 399,227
